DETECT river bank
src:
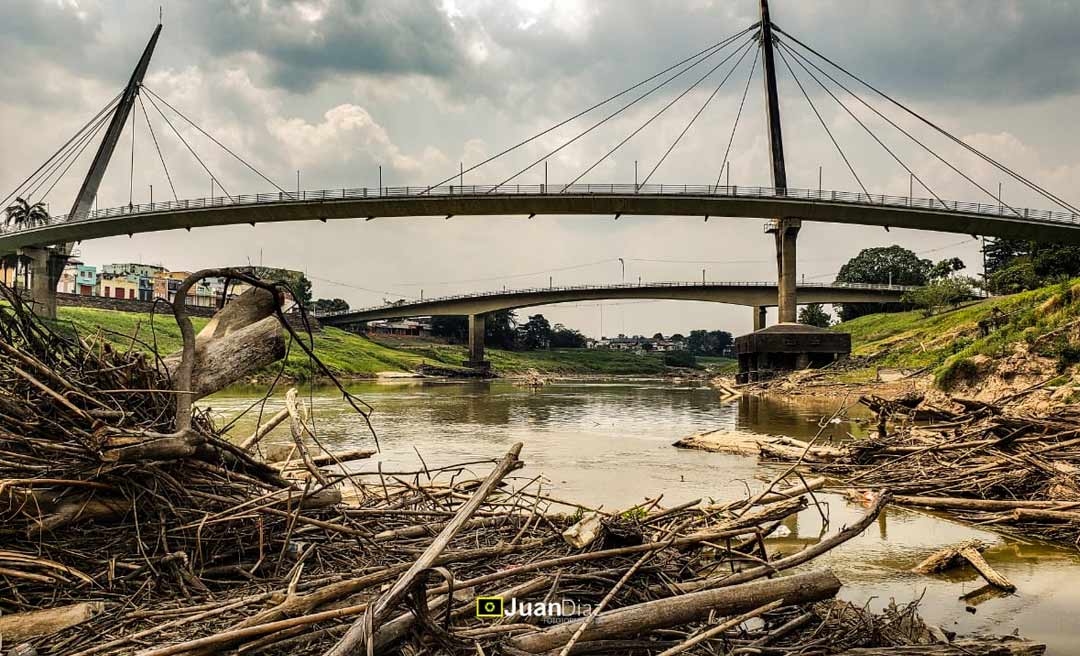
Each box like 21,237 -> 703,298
50,305 -> 727,380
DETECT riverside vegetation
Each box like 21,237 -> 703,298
50,306 -> 734,379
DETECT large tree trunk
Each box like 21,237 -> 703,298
506,569 -> 841,653
161,287 -> 286,401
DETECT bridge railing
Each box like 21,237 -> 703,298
4,183 -> 1079,235
314,280 -> 920,318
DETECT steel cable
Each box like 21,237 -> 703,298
776,43 -> 871,197
422,22 -> 759,194
641,40 -> 760,187
562,35 -> 759,191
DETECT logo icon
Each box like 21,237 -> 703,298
476,596 -> 504,618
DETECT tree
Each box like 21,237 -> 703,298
486,310 -> 518,349
430,309 -> 517,348
3,197 -> 49,229
835,245 -> 932,321
798,303 -> 832,328
551,323 -> 587,348
686,329 -> 733,356
520,314 -> 552,350
313,298 -> 350,314
928,257 -> 965,281
902,277 -> 975,316
652,332 -> 664,340
250,267 -> 313,306
670,333 -> 685,342
430,316 -> 468,342
983,237 -> 1080,294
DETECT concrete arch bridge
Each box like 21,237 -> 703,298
316,280 -> 914,365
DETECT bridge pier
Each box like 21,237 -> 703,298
18,247 -> 65,320
464,313 -> 490,371
771,218 -> 800,324
753,305 -> 767,331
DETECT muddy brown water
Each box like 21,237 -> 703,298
206,379 -> 1079,654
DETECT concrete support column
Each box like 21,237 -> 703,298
18,247 -> 63,320
465,313 -> 490,370
774,218 -> 800,324
753,305 -> 767,331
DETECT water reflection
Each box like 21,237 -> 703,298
205,379 -> 1080,655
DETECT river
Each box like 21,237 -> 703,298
206,379 -> 1079,654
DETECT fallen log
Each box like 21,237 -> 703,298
506,569 -> 842,653
894,495 -> 1080,513
0,601 -> 107,642
832,639 -> 1045,655
912,540 -> 1015,591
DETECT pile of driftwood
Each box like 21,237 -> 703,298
0,277 -> 1046,655
761,394 -> 1080,549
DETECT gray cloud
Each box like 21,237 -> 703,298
178,0 -> 463,91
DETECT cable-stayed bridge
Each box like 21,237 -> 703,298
2,0 -> 1075,370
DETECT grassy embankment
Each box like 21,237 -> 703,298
833,277 -> 1080,388
51,306 -> 714,378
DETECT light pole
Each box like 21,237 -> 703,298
618,257 -> 625,282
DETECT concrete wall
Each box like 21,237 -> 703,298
55,292 -> 321,330
56,292 -> 218,317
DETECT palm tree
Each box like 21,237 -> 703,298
3,197 -> 50,230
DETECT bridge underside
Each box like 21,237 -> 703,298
4,192 -> 1080,256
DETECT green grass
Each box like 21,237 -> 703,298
48,306 -> 672,378
834,277 -> 1080,386
696,356 -> 738,374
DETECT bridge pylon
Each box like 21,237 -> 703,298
463,313 -> 490,371
27,24 -> 161,318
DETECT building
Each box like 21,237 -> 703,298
735,324 -> 850,384
366,319 -> 432,337
101,262 -> 165,278
75,265 -> 97,296
100,273 -> 139,300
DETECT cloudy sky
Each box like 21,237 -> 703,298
2,0 -> 1078,337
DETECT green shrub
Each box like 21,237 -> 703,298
663,350 -> 697,368
935,356 -> 980,390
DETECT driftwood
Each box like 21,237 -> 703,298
912,540 -> 1015,591
0,601 -> 107,642
507,570 -> 842,653
833,639 -> 1045,655
161,316 -> 284,401
325,443 -> 525,656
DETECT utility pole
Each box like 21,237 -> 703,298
759,0 -> 799,324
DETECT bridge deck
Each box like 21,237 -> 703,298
2,183 -> 1079,255
316,280 -> 918,324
